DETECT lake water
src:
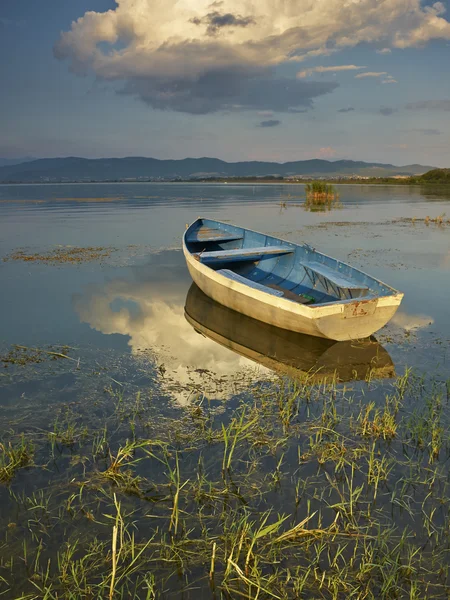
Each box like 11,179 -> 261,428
1,183 -> 450,598
1,183 -> 449,387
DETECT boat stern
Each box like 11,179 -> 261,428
314,293 -> 404,341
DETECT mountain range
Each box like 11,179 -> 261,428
0,156 -> 434,183
0,157 -> 35,168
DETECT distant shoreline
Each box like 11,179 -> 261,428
1,179 -> 449,186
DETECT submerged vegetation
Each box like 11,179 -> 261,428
3,246 -> 116,264
1,345 -> 76,366
1,346 -> 450,599
400,214 -> 448,226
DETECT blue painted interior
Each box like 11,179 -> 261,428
218,269 -> 285,298
184,218 -> 397,306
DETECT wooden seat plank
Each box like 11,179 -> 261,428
196,246 -> 294,264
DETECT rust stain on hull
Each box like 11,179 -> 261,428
343,298 -> 378,319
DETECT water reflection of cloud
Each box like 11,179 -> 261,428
72,277 -> 268,404
391,310 -> 434,331
441,252 -> 450,269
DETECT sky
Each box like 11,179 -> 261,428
0,0 -> 450,166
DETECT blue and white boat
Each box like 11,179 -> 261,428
183,218 -> 403,341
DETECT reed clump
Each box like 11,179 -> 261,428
305,181 -> 340,210
424,213 -> 446,226
306,181 -> 339,201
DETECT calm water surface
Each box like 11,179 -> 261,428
0,183 -> 449,390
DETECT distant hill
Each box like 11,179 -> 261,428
0,157 -> 35,168
0,156 -> 435,183
414,168 -> 450,183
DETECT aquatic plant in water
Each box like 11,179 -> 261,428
305,181 -> 340,211
0,352 -> 450,598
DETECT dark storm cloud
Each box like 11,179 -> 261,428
406,100 -> 450,111
120,73 -> 339,115
258,119 -> 281,127
191,11 -> 257,35
379,106 -> 397,116
412,128 -> 441,135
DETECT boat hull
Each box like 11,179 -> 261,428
183,246 -> 402,341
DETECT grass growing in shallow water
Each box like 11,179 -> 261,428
1,360 -> 450,598
302,182 -> 342,212
0,436 -> 34,483
305,182 -> 340,210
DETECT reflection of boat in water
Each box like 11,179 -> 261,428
185,284 -> 395,383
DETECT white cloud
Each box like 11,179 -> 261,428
297,65 -> 366,78
54,0 -> 450,112
376,47 -> 392,54
355,72 -> 398,84
355,71 -> 388,78
288,47 -> 339,63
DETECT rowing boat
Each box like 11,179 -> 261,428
182,218 -> 403,341
185,283 -> 395,382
